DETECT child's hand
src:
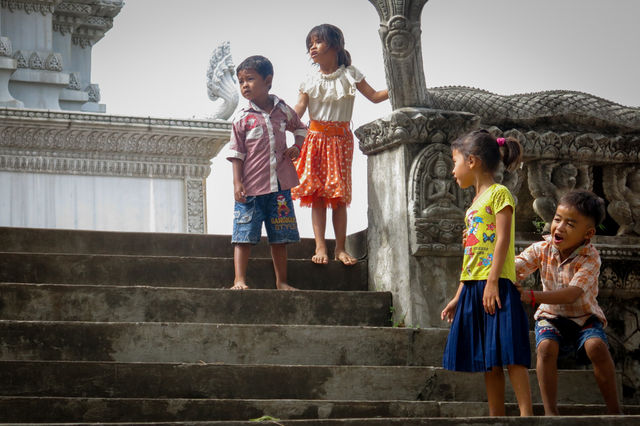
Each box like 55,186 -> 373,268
233,182 -> 247,203
441,298 -> 458,323
483,282 -> 502,315
285,145 -> 300,160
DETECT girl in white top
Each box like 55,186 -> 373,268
292,23 -> 388,265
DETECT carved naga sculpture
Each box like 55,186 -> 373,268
206,41 -> 238,120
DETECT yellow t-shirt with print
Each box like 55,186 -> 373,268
460,183 -> 516,282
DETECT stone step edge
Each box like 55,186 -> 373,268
1,396 -> 637,413
1,415 -> 639,425
0,282 -> 384,296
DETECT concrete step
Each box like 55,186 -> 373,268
0,252 -> 367,290
0,361 -> 617,405
46,416 -> 636,425
0,284 -> 391,326
0,397 -> 638,423
0,321 -> 443,366
0,226 -> 366,260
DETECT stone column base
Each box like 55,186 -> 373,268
0,57 -> 23,108
9,68 -> 68,110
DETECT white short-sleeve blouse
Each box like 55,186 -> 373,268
299,65 -> 364,122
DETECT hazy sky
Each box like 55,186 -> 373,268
92,0 -> 640,237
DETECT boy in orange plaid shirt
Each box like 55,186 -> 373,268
516,190 -> 622,415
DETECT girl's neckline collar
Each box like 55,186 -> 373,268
318,65 -> 346,80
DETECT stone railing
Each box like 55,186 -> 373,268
0,107 -> 231,233
356,99 -> 640,402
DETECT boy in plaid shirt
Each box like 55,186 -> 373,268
516,190 -> 622,415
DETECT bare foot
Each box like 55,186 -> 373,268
312,248 -> 329,265
230,282 -> 249,290
335,251 -> 357,266
276,283 -> 298,291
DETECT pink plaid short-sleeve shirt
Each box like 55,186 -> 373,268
515,235 -> 606,327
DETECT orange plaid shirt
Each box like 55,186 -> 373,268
515,235 -> 606,327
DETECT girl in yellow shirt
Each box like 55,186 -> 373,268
441,129 -> 533,417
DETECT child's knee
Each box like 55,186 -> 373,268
536,339 -> 559,363
584,338 -> 612,364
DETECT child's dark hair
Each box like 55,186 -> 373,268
306,24 -> 351,67
236,55 -> 273,80
558,190 -> 606,226
451,129 -> 522,173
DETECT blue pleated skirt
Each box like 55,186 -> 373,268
442,278 -> 531,372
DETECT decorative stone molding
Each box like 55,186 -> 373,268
0,108 -> 232,179
13,50 -> 27,68
67,72 -> 80,90
55,1 -> 92,15
368,0 -> 430,108
28,51 -> 43,69
44,52 -> 63,71
0,37 -> 12,57
85,83 -> 99,102
186,179 -> 206,234
0,108 -> 231,233
0,0 -> 60,15
355,107 -> 479,155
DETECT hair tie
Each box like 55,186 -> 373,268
496,137 -> 506,146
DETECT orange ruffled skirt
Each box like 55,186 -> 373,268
292,120 -> 353,209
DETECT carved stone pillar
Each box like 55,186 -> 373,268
356,108 -> 479,327
368,0 -> 431,109
1,0 -> 69,109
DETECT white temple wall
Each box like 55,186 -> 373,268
0,171 -> 184,232
0,8 -> 52,51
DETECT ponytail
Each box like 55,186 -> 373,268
452,129 -> 522,174
497,137 -> 523,172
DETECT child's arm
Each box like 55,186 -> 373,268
441,282 -> 464,323
230,159 -> 246,202
356,79 -> 389,104
294,92 -> 309,118
483,205 -> 512,315
521,286 -> 583,306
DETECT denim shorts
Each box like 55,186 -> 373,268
232,189 -> 300,245
535,316 -> 608,364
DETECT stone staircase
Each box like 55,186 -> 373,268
0,226 -> 638,425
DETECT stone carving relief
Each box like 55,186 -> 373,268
604,166 -> 640,236
28,51 -> 43,69
368,0 -> 430,109
0,37 -> 12,57
44,52 -> 62,71
186,179 -> 205,234
528,160 -> 592,230
85,83 -> 100,102
67,72 -> 81,90
409,143 -> 467,255
206,41 -> 238,120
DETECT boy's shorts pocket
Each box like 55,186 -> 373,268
234,197 -> 255,224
